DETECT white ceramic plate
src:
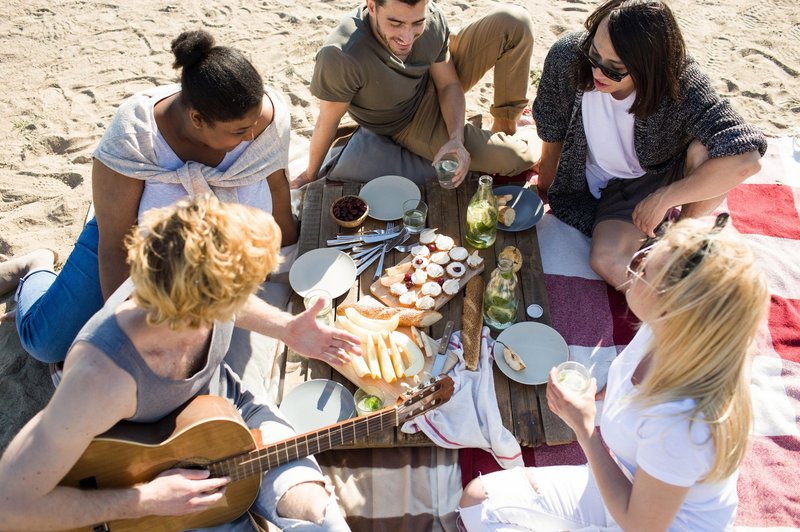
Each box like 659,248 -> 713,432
279,379 -> 356,434
289,248 -> 356,298
493,322 -> 569,385
359,175 -> 421,221
493,185 -> 544,232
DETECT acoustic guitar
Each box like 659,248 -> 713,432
59,375 -> 454,532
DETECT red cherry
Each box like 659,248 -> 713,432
404,273 -> 412,282
436,277 -> 445,285
405,281 -> 413,289
427,243 -> 437,252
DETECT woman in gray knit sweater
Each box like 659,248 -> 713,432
532,0 -> 766,290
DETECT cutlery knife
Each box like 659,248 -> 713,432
431,320 -> 455,376
371,228 -> 408,282
326,230 -> 400,247
354,234 -> 404,276
509,181 -> 532,210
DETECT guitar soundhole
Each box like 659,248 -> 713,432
79,476 -> 99,490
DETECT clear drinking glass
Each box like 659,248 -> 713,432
354,386 -> 385,416
555,361 -> 591,394
303,288 -> 333,326
434,156 -> 459,189
402,199 -> 428,234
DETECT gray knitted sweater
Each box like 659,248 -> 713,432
533,32 -> 768,237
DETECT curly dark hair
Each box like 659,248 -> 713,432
171,30 -> 263,124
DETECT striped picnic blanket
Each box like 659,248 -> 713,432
321,137 -> 800,530
460,137 -> 800,529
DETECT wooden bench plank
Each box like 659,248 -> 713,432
284,179 -> 327,389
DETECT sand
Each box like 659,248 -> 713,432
0,0 -> 798,450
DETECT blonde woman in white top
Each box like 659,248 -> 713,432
459,214 -> 769,531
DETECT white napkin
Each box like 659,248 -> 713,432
401,326 -> 524,469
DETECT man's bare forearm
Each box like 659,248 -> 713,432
437,82 -> 466,143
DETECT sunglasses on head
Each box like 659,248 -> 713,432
626,243 -> 664,293
625,213 -> 731,293
580,46 -> 629,83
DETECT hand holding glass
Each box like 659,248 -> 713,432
434,156 -> 459,189
555,361 -> 591,394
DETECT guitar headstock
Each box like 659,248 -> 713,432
395,375 -> 455,424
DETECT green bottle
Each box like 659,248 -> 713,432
465,175 -> 498,248
483,258 -> 518,331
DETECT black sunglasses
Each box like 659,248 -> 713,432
580,46 -> 629,83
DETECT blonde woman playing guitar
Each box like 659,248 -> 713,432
0,195 -> 366,531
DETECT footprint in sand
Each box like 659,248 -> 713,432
18,171 -> 83,190
739,48 -> 800,77
200,5 -> 233,28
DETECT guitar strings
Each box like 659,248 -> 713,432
210,410 -> 403,481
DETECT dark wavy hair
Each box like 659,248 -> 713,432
577,0 -> 686,118
171,30 -> 263,124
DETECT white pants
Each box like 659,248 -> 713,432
458,466 -> 620,531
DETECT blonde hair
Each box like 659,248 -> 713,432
126,194 -> 282,329
637,216 -> 769,482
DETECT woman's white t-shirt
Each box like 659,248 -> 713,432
582,89 -> 646,198
600,326 -> 739,530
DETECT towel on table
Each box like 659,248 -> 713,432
93,84 -> 291,202
401,327 -> 524,469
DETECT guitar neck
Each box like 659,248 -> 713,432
209,407 -> 398,481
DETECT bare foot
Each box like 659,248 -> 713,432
490,117 -> 517,135
0,249 -> 56,296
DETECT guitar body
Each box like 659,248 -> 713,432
59,396 -> 261,532
55,376 -> 455,532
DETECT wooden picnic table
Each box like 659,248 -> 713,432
277,175 -> 575,448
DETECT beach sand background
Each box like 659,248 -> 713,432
0,0 -> 798,450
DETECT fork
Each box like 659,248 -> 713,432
352,245 -> 384,266
371,227 -> 409,281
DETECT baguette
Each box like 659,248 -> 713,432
336,302 -> 442,327
461,276 -> 484,371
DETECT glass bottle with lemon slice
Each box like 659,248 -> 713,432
465,175 -> 498,248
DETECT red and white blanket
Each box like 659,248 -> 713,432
460,137 -> 800,528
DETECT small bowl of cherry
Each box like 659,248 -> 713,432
330,195 -> 369,228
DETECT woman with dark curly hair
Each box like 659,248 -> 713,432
531,0 -> 766,290
3,30 -> 301,366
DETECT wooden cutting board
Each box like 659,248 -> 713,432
331,327 -> 458,403
370,255 -> 485,310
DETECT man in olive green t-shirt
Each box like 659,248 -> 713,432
291,0 -> 537,189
